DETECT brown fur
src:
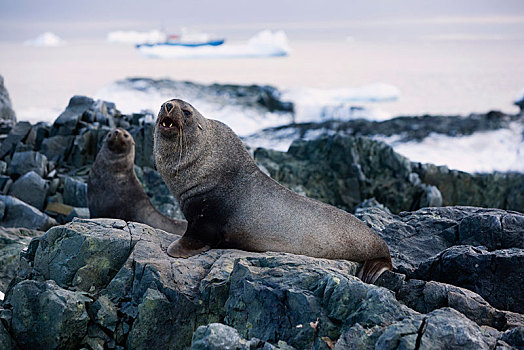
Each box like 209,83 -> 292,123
153,100 -> 393,283
88,128 -> 187,235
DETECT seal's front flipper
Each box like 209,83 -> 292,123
167,235 -> 211,258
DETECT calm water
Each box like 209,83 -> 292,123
1,38 -> 523,123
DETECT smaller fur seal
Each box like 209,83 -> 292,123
153,99 -> 393,284
88,128 -> 187,235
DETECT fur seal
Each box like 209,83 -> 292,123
153,100 -> 392,283
88,128 -> 187,235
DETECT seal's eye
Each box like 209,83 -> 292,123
124,133 -> 129,138
182,109 -> 191,118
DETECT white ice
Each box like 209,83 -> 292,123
106,30 -> 167,44
23,32 -> 66,47
136,30 -> 290,59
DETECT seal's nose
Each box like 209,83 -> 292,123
164,102 -> 174,113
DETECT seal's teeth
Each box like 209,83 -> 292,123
162,121 -> 166,127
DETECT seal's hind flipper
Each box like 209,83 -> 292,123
167,235 -> 211,258
356,257 -> 393,284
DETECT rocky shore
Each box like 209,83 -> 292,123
0,77 -> 523,349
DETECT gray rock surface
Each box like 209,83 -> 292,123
0,227 -> 41,292
62,176 -> 87,208
0,75 -> 16,122
0,122 -> 32,159
411,245 -> 524,314
7,151 -> 47,178
8,170 -> 48,210
1,218 -> 518,350
0,195 -> 56,231
5,279 -> 91,350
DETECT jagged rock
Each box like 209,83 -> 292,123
375,308 -> 498,350
254,135 -> 440,214
0,195 -> 56,231
67,127 -> 110,168
0,320 -> 16,350
40,135 -> 74,162
7,150 -> 48,178
33,219 -> 131,292
356,206 -> 524,274
62,176 -> 87,208
1,218 -> 519,350
4,279 -> 91,349
501,327 -> 524,348
0,227 -> 41,292
8,170 -> 48,211
0,75 -> 16,122
191,323 -> 283,350
51,95 -> 94,136
413,162 -> 524,212
411,245 -> 524,314
129,123 -> 155,168
0,121 -> 32,159
0,176 -> 12,195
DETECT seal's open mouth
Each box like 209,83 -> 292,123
159,114 -> 176,129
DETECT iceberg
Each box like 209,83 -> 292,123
137,30 -> 290,59
106,30 -> 167,44
23,32 -> 66,47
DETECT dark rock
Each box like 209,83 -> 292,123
8,171 -> 48,211
191,323 -> 282,349
7,150 -> 48,178
6,279 -> 91,349
254,135 -> 435,214
356,206 -> 524,274
64,207 -> 89,222
40,135 -> 74,163
0,176 -> 12,195
33,219 -> 131,292
0,161 -> 6,174
0,75 -> 16,122
413,162 -> 524,213
0,121 -> 32,159
375,308 -> 498,350
501,327 -> 524,348
129,123 -> 155,168
0,195 -> 56,231
0,227 -> 41,292
67,127 -> 110,168
3,218 -> 519,350
51,95 -> 94,136
62,176 -> 87,208
0,320 -> 16,350
411,245 -> 524,314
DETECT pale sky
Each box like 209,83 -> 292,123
1,0 -> 524,41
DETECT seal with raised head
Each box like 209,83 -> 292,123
154,99 -> 393,283
88,128 -> 187,235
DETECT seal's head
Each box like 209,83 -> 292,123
156,99 -> 203,140
105,128 -> 135,155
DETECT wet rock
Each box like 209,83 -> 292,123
8,170 -> 48,211
411,245 -> 524,314
0,195 -> 56,231
7,150 -> 48,178
0,121 -> 32,159
0,75 -> 16,122
62,176 -> 87,208
5,279 -> 91,349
